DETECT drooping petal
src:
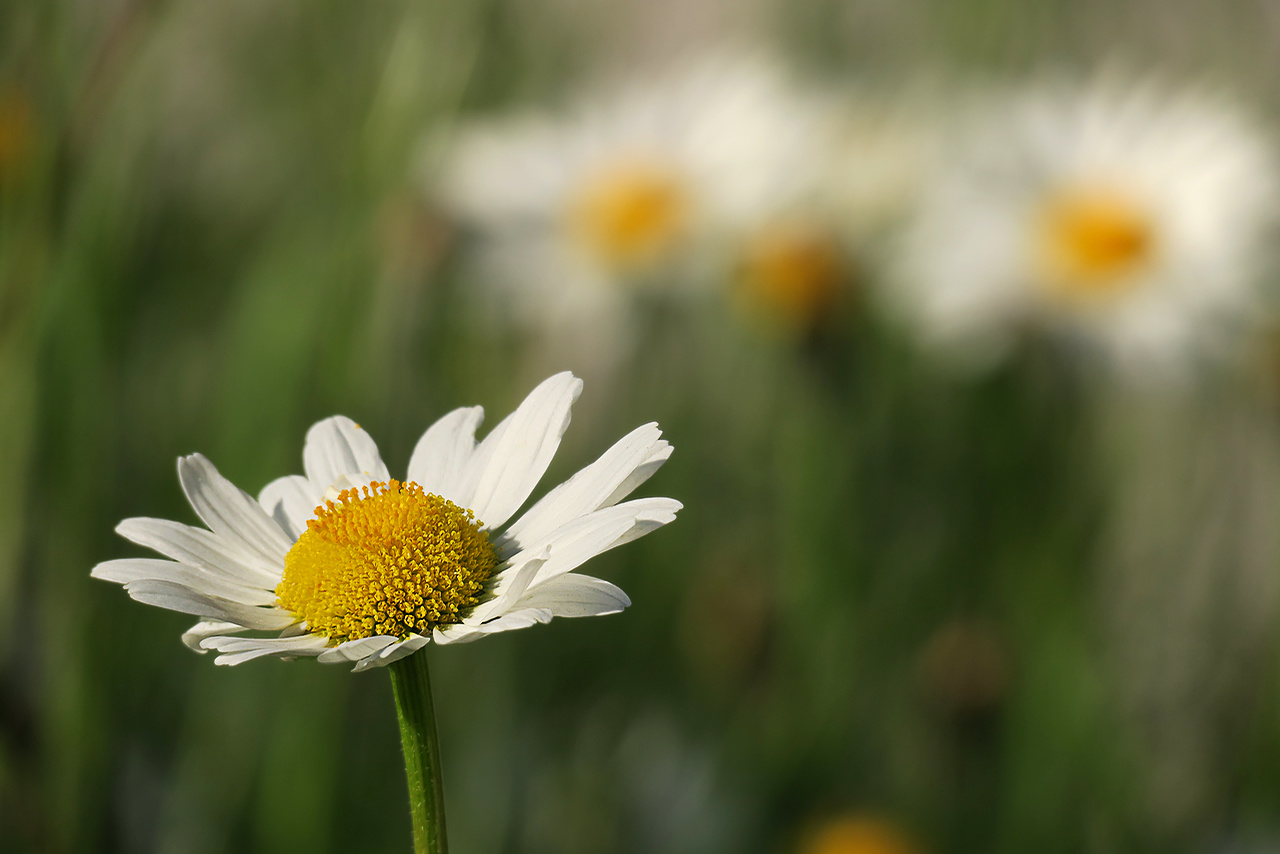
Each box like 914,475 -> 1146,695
315,636 -> 397,664
456,372 -> 583,530
499,422 -> 672,554
123,579 -> 296,630
505,497 -> 682,587
177,454 -> 295,565
92,558 -> 276,606
115,517 -> 281,589
513,573 -> 631,618
201,634 -> 331,666
433,609 -> 553,645
302,416 -> 390,491
258,475 -> 322,541
182,620 -> 249,652
406,406 -> 486,504
362,634 -> 431,670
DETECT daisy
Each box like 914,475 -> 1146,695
725,87 -> 941,336
732,216 -> 848,334
91,372 -> 679,671
428,53 -> 816,359
892,76 -> 1280,379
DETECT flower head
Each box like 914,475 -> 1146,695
430,53 -> 815,361
892,76 -> 1280,379
92,373 -> 679,670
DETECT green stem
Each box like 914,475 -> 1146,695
389,651 -> 449,854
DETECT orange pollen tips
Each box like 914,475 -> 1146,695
276,480 -> 497,644
1039,188 -> 1155,296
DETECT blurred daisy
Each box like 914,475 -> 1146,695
801,814 -> 921,854
727,88 -> 940,337
732,216 -> 848,335
431,53 -> 815,355
893,77 -> 1279,378
92,373 -> 679,670
817,88 -> 943,243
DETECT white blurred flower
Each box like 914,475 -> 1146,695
892,77 -> 1280,379
817,88 -> 943,242
726,88 -> 941,335
92,373 -> 679,670
430,53 -> 816,356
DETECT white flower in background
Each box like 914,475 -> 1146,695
430,53 -> 816,349
817,88 -> 943,243
731,216 -> 849,334
92,373 -> 679,670
727,89 -> 941,335
892,77 -> 1279,378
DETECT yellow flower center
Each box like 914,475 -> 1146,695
276,480 -> 497,643
1038,187 -> 1155,298
739,222 -> 844,330
568,158 -> 689,268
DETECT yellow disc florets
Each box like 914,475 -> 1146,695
276,480 -> 497,643
1038,186 -> 1156,299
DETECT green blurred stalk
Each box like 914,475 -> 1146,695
389,652 -> 449,854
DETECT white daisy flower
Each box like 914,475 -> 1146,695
892,77 -> 1280,379
723,86 -> 942,336
91,372 -> 679,671
816,87 -> 943,243
429,53 -> 815,352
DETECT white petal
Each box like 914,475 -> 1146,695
279,622 -> 311,638
465,551 -> 549,624
433,609 -> 553,644
458,372 -> 583,530
123,579 -> 296,630
514,573 -> 630,618
320,472 -> 382,502
432,623 -> 484,644
315,636 -> 397,664
116,517 -> 281,588
201,634 -> 330,666
177,454 -> 294,565
510,498 -> 682,587
499,422 -> 672,554
303,416 -> 391,491
406,406 -> 486,504
92,558 -> 276,605
182,620 -> 247,652
367,634 -> 430,668
258,475 -> 321,541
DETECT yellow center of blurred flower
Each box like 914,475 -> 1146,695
276,480 -> 496,643
0,89 -> 34,179
803,816 -> 920,854
1038,188 -> 1155,297
739,223 -> 843,330
569,159 -> 689,268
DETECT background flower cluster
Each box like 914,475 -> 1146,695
6,1 -> 1280,853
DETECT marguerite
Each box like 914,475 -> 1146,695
429,53 -> 815,358
92,373 -> 679,670
892,76 -> 1279,379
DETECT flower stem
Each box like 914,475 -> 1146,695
389,651 -> 449,854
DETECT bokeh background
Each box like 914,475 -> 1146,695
8,1 -> 1280,853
